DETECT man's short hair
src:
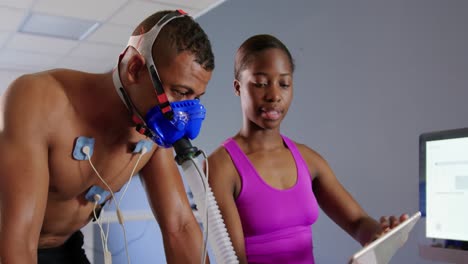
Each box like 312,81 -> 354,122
133,10 -> 215,71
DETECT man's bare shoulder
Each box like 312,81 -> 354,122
4,70 -> 71,108
1,70 -> 73,134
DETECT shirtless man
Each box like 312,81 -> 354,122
0,10 -> 214,264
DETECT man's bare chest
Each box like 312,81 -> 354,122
46,129 -> 155,200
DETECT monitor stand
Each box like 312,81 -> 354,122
419,245 -> 468,264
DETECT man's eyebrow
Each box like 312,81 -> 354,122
172,85 -> 193,92
171,85 -> 205,97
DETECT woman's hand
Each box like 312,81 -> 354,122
379,214 -> 409,233
364,213 -> 409,246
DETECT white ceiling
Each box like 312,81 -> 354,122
0,0 -> 225,94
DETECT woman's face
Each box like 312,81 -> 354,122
235,48 -> 293,130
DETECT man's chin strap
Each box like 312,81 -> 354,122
112,66 -> 155,138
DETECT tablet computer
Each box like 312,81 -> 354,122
348,211 -> 421,264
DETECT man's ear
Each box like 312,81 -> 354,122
234,79 -> 241,96
125,48 -> 146,84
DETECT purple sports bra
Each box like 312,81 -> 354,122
223,135 -> 319,264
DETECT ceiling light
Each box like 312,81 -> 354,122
19,12 -> 100,41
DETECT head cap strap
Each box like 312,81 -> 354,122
127,10 -> 187,120
112,63 -> 155,138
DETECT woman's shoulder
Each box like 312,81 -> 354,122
207,138 -> 241,184
209,144 -> 230,162
208,137 -> 236,167
283,136 -> 328,165
284,137 -> 333,179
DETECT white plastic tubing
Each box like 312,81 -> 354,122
180,158 -> 239,264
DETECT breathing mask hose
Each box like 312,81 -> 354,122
173,138 -> 239,264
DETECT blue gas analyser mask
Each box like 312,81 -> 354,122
112,10 -> 207,148
145,99 -> 206,147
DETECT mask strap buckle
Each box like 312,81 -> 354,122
148,65 -> 173,120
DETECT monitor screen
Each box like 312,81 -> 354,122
419,127 -> 468,242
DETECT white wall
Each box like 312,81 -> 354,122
196,0 -> 468,263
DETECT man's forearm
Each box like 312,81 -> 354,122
0,243 -> 37,264
162,220 -> 206,264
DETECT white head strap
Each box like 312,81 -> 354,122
112,10 -> 187,119
128,10 -> 187,75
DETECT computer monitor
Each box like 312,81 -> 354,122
419,127 -> 468,245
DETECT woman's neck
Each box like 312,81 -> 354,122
237,127 -> 284,152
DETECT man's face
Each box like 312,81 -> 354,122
154,51 -> 212,102
137,51 -> 212,146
